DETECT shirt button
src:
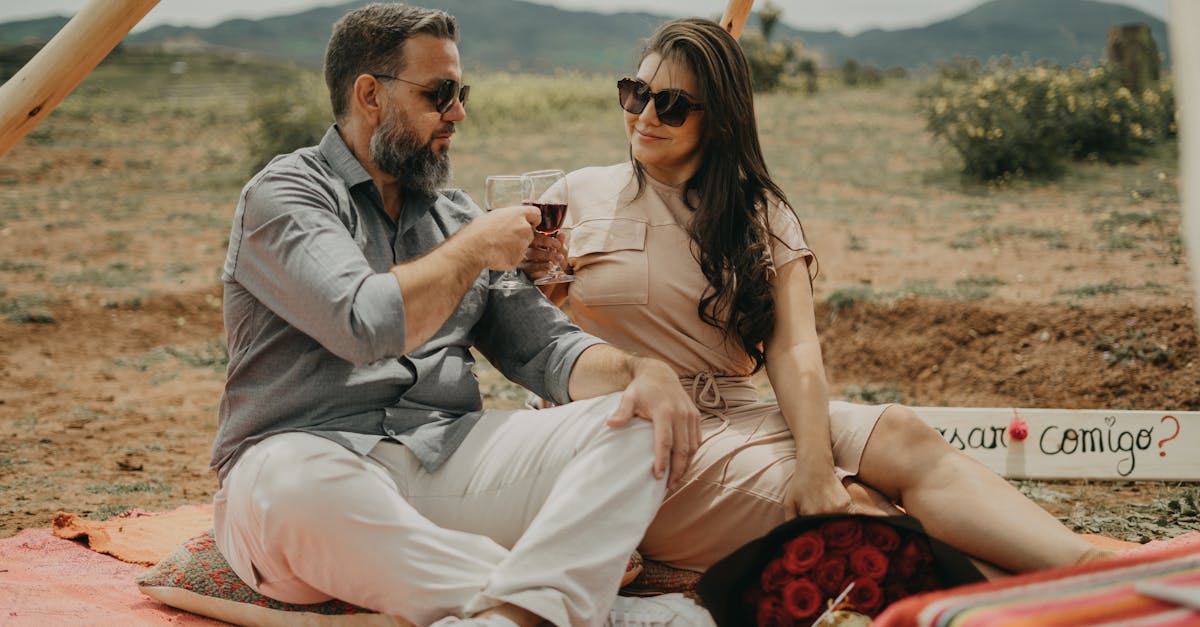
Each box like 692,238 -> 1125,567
386,429 -> 396,437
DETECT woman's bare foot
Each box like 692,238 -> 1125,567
1075,546 -> 1120,565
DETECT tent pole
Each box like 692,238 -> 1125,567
720,0 -> 755,39
0,0 -> 159,156
1169,1 -> 1200,329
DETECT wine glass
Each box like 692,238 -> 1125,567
484,174 -> 533,291
524,169 -> 574,286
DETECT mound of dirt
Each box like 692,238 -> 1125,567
818,298 -> 1199,410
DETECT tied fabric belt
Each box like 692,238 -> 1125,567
682,371 -> 758,415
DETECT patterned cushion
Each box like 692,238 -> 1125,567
621,558 -> 702,597
134,529 -> 406,626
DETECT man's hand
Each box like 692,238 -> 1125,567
605,359 -> 701,490
459,205 -> 540,270
390,204 -> 535,352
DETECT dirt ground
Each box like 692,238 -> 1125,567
2,288 -> 1197,541
1,60 -> 1198,543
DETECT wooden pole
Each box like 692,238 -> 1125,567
720,0 -> 755,40
0,0 -> 159,156
1170,0 -> 1200,333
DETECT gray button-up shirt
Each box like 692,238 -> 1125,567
211,126 -> 603,482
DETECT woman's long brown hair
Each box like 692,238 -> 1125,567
632,17 -> 805,372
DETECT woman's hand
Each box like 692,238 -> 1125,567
784,466 -> 853,517
784,465 -> 901,517
520,233 -> 571,303
517,232 -> 565,281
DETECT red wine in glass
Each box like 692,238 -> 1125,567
533,202 -> 567,235
524,169 -> 573,285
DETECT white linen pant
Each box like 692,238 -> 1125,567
212,392 -> 665,627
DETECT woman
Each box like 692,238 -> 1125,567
524,17 -> 1109,575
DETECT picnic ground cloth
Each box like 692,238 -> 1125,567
875,532 -> 1200,626
0,502 -> 1193,626
50,503 -> 215,566
0,505 -> 222,625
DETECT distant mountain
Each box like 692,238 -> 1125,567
783,0 -> 1171,69
122,0 -> 666,74
0,0 -> 1170,73
0,15 -> 68,46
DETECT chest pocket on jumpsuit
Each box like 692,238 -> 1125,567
567,217 -> 649,306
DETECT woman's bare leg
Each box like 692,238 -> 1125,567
855,406 -> 1112,573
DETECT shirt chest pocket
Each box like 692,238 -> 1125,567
568,218 -> 649,306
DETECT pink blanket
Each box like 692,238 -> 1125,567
0,528 -> 221,625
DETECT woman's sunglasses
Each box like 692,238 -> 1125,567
372,74 -> 470,114
617,77 -> 704,127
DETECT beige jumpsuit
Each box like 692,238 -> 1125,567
562,163 -> 888,572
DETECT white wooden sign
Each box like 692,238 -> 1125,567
915,407 -> 1200,481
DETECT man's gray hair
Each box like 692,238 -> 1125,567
324,3 -> 458,122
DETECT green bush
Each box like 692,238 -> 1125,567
741,30 -> 792,92
737,2 -> 819,93
936,56 -> 983,82
842,58 -> 883,87
922,64 -> 1176,181
466,71 -> 610,129
248,71 -> 330,174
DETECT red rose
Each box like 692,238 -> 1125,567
820,518 -> 864,552
813,554 -> 849,596
848,577 -> 885,615
756,596 -> 793,627
760,557 -> 792,594
781,578 -> 824,620
849,545 -> 889,580
782,531 -> 825,574
864,520 -> 901,552
894,537 -> 934,579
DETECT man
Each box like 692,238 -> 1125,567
209,4 -> 700,626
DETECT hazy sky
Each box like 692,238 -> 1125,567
0,0 -> 1172,35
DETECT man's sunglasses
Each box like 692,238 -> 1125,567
617,77 -> 704,127
372,74 -> 469,114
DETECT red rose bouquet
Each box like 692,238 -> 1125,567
697,515 -> 984,626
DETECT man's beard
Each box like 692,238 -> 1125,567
370,112 -> 452,193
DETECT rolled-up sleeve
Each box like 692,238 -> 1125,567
228,167 -> 407,366
473,284 -> 605,405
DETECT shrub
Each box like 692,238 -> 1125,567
465,71 -> 610,129
248,71 -> 330,174
936,56 -> 983,82
741,30 -> 793,92
738,2 -> 820,93
922,63 -> 1176,181
842,59 -> 883,87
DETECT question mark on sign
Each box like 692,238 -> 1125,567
1157,415 -> 1180,458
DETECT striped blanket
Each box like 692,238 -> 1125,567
875,533 -> 1200,626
